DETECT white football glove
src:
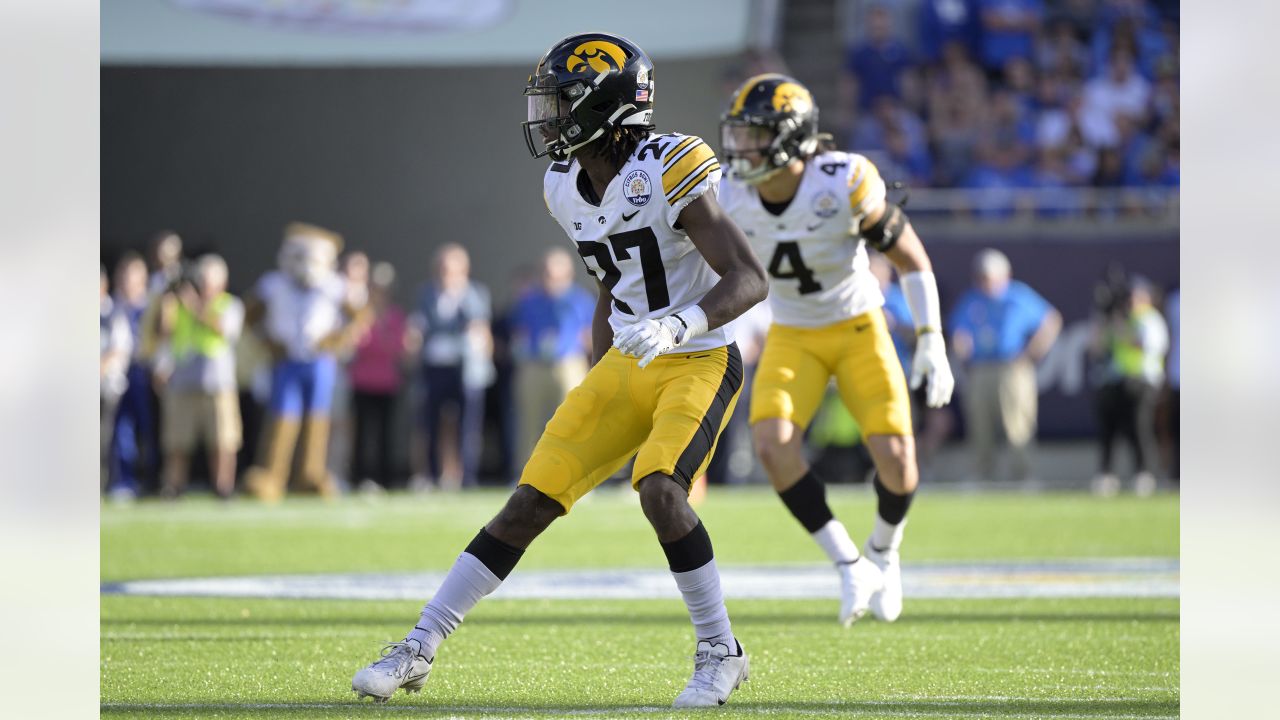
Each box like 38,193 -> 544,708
613,306 -> 708,369
910,331 -> 955,408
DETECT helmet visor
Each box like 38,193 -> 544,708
526,87 -> 567,124
720,123 -> 776,159
523,80 -> 583,160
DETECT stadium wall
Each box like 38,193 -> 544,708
100,60 -> 736,301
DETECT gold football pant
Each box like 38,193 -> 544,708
749,310 -> 912,437
520,345 -> 743,512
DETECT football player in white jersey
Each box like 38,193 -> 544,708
352,33 -> 767,708
718,74 -> 955,626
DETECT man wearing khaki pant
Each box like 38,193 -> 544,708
510,248 -> 595,469
155,254 -> 244,498
949,250 -> 1061,483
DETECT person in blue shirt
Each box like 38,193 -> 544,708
977,0 -> 1044,74
843,5 -> 914,113
509,247 -> 595,468
949,249 -> 1061,482
919,0 -> 981,64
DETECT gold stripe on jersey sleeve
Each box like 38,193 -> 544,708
848,156 -> 883,214
669,160 -> 721,204
663,139 -> 717,199
663,136 -> 699,170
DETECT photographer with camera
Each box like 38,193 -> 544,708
154,254 -> 244,499
1089,274 -> 1169,497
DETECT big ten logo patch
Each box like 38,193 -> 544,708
623,169 -> 652,207
812,189 -> 840,219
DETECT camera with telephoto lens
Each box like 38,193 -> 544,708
1092,263 -> 1130,319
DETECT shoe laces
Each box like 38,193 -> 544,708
688,646 -> 727,689
371,642 -> 418,677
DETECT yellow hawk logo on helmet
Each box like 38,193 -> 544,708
566,40 -> 628,75
771,82 -> 813,114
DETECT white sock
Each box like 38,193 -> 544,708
406,552 -> 502,658
672,558 -> 733,645
870,516 -> 907,552
811,519 -> 860,564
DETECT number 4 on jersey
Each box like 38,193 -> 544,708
767,241 -> 822,294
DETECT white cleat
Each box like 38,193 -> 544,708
1091,473 -> 1121,497
1133,472 -> 1157,497
837,557 -> 885,627
352,641 -> 432,702
863,542 -> 903,622
672,639 -> 749,708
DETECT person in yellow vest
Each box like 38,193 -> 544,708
1091,277 -> 1169,497
155,255 -> 244,498
242,223 -> 369,501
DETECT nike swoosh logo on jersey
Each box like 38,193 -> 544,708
806,221 -> 824,231
622,210 -> 639,221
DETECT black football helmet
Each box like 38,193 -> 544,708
523,32 -> 656,162
720,73 -> 820,184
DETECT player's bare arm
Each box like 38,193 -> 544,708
678,191 -> 769,330
859,201 -> 954,407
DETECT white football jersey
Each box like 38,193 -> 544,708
719,150 -> 888,328
543,132 -> 732,352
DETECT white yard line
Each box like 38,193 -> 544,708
101,559 -> 1180,602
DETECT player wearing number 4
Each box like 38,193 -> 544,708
718,74 -> 956,626
352,32 -> 767,707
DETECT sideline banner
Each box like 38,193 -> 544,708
173,0 -> 512,33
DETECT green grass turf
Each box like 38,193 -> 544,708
101,486 -> 1179,582
101,488 -> 1179,718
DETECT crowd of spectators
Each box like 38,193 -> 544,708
99,229 -> 599,502
100,228 -> 1179,499
836,0 -> 1179,214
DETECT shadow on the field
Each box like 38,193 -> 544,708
103,607 -> 1178,629
101,697 -> 1182,718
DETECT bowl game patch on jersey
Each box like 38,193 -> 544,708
623,169 -> 652,207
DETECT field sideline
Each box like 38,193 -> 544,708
101,486 -> 1179,719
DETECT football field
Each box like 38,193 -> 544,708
101,486 -> 1179,719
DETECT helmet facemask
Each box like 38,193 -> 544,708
721,122 -> 787,185
524,77 -> 595,162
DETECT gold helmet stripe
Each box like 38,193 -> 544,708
728,73 -> 787,116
